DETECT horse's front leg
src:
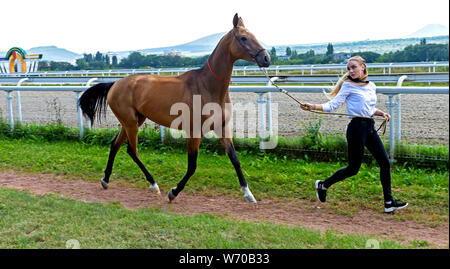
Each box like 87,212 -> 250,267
220,136 -> 257,204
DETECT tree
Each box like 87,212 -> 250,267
112,56 -> 118,66
291,49 -> 298,59
326,43 -> 334,56
352,51 -> 381,63
95,51 -> 103,62
83,53 -> 93,63
286,47 -> 292,56
420,38 -> 427,45
104,54 -> 110,65
269,47 -> 278,61
76,58 -> 89,70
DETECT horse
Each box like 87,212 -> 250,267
78,13 -> 270,203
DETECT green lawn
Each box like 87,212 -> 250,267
0,188 -> 411,249
0,137 -> 448,226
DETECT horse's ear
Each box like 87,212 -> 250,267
233,13 -> 244,28
233,13 -> 239,28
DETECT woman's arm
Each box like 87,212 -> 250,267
300,103 -> 323,111
300,84 -> 349,112
374,109 -> 391,121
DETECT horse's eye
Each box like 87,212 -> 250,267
240,36 -> 248,42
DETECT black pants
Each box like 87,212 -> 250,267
323,118 -> 393,202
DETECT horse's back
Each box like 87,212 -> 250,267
107,74 -> 188,127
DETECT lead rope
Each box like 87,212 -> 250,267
260,68 -> 388,135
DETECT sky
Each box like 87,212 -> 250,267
1,0 -> 449,54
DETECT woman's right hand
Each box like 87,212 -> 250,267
300,103 -> 314,111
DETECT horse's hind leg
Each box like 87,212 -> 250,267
168,138 -> 201,202
123,120 -> 160,194
101,128 -> 127,189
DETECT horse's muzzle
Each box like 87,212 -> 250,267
255,50 -> 271,68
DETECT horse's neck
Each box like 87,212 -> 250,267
200,32 -> 235,101
207,36 -> 234,82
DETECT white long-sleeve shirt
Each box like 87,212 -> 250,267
321,81 -> 377,118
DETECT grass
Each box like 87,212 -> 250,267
0,136 -> 448,227
0,188 -> 414,249
1,121 -> 448,170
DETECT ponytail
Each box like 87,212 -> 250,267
328,72 -> 350,97
327,56 -> 368,98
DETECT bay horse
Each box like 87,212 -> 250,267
78,14 -> 270,203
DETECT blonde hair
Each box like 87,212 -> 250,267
328,56 -> 368,97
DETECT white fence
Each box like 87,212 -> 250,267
0,61 -> 448,78
0,72 -> 448,85
1,80 -> 448,163
0,62 -> 448,163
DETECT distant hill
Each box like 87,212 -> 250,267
407,24 -> 449,38
29,46 -> 82,64
116,31 -> 448,59
115,32 -> 269,59
283,35 -> 449,56
138,32 -> 227,57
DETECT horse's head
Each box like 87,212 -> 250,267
230,13 -> 270,68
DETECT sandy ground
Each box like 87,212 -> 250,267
0,169 -> 448,248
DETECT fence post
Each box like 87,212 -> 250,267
257,93 -> 267,148
385,94 -> 398,163
395,75 -> 407,142
15,78 -> 29,125
76,92 -> 84,139
160,126 -> 165,143
267,77 -> 279,137
6,91 -> 14,132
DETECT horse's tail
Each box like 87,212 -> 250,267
78,82 -> 114,125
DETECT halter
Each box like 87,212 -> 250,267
232,28 -> 266,61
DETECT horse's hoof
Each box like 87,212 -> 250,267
149,183 -> 161,195
242,186 -> 257,204
244,194 -> 257,204
101,178 -> 109,190
168,188 -> 177,202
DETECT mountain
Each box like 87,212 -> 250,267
407,24 -> 449,38
136,32 -> 227,57
285,35 -> 449,56
114,32 -> 269,59
114,28 -> 448,59
28,46 -> 82,64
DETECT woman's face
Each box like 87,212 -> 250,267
347,60 -> 365,80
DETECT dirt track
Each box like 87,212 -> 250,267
0,169 -> 448,248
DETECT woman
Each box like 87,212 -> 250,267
300,56 -> 407,213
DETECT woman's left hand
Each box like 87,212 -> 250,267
383,112 -> 391,121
